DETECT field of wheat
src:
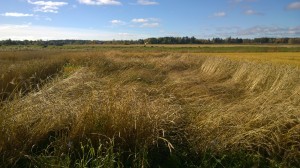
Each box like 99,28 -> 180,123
0,47 -> 300,167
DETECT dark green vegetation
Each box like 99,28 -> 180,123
0,46 -> 300,167
1,37 -> 300,46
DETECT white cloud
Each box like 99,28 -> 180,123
287,2 -> 300,10
244,9 -> 263,15
137,0 -> 158,5
140,22 -> 159,28
236,26 -> 300,37
214,12 -> 226,17
131,18 -> 160,28
213,25 -> 300,38
0,23 -> 32,30
118,32 -> 130,36
110,20 -> 122,24
78,0 -> 121,5
0,24 -> 147,40
1,12 -> 34,17
27,0 -> 68,13
110,19 -> 125,26
131,18 -> 148,23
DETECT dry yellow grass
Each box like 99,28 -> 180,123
201,52 -> 300,66
0,51 -> 68,101
0,50 -> 300,167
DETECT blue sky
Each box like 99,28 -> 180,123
0,0 -> 299,40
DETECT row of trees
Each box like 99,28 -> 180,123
0,39 -> 97,46
1,37 -> 300,46
143,37 -> 300,44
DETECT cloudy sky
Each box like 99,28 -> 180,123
0,0 -> 299,40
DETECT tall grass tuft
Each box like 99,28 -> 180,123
0,51 -> 68,101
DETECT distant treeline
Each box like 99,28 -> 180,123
1,37 -> 300,46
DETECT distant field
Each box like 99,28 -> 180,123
0,46 -> 300,167
1,44 -> 300,53
2,44 -> 299,66
199,52 -> 300,66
